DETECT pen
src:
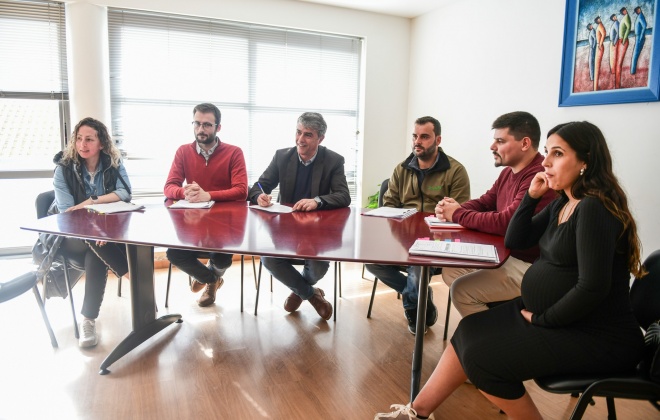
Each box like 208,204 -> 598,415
257,182 -> 267,196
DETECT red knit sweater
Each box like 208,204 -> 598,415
164,140 -> 248,201
452,153 -> 556,263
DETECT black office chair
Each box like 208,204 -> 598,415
254,259 -> 342,321
0,271 -> 58,348
534,249 -> 660,419
365,179 -> 453,340
35,190 -> 84,338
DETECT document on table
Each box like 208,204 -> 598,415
168,200 -> 214,209
84,201 -> 145,214
363,207 -> 417,219
248,204 -> 294,214
409,240 -> 499,263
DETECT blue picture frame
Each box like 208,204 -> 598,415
559,0 -> 659,106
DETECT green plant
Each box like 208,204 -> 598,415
366,183 -> 381,208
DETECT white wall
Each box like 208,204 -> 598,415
63,0 -> 411,207
409,0 -> 660,257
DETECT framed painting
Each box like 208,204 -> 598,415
559,0 -> 659,106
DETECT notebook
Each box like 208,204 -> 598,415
84,201 -> 145,214
168,200 -> 214,209
364,207 -> 417,219
408,239 -> 499,263
424,216 -> 464,229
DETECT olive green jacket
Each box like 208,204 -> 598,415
383,147 -> 470,213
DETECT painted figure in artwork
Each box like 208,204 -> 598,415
631,6 -> 648,74
594,16 -> 607,90
616,7 -> 632,88
587,23 -> 597,81
609,14 -> 620,78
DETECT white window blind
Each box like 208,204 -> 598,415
0,0 -> 69,173
108,9 -> 362,200
0,0 -> 69,255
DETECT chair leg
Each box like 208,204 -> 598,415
117,274 -> 122,297
251,256 -> 257,289
605,397 -> 616,420
240,255 -> 244,313
62,259 -> 79,339
338,262 -> 342,298
367,277 -> 379,318
255,261 -> 263,316
165,263 -> 172,308
32,285 -> 58,348
333,261 -> 337,322
362,263 -> 366,279
443,292 -> 451,341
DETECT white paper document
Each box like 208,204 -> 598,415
363,207 -> 417,219
168,200 -> 214,209
409,240 -> 499,263
84,201 -> 145,214
248,204 -> 294,214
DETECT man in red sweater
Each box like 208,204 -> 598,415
164,103 -> 248,307
435,111 -> 555,317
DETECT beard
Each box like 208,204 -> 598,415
493,152 -> 503,168
196,133 -> 216,145
413,144 -> 436,160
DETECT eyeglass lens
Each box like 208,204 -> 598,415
192,121 -> 215,129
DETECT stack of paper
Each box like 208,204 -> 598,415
248,204 -> 293,214
363,207 -> 417,219
424,216 -> 464,229
168,200 -> 214,209
84,201 -> 145,214
409,239 -> 499,263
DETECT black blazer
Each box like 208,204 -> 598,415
248,145 -> 350,209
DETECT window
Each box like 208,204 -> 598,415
107,9 -> 361,199
0,0 -> 69,254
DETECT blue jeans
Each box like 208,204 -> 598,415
261,257 -> 330,300
365,264 -> 441,310
166,249 -> 233,284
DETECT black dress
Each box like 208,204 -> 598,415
450,193 -> 644,399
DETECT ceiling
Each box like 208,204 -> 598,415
293,0 -> 453,18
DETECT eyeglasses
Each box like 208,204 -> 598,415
192,121 -> 217,129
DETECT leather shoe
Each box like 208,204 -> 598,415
308,287 -> 332,320
197,277 -> 224,307
284,292 -> 303,312
190,279 -> 205,293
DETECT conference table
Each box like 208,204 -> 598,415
21,201 -> 509,398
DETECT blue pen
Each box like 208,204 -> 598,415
257,182 -> 271,205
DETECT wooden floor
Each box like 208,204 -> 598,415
0,258 -> 658,419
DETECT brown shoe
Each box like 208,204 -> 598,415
308,288 -> 332,320
197,278 -> 224,307
190,279 -> 205,293
284,292 -> 303,312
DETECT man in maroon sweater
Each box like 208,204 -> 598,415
435,111 -> 555,317
164,103 -> 248,307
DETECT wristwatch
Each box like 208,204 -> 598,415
314,196 -> 324,208
91,195 -> 99,204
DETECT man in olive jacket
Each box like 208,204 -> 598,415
367,116 -> 470,334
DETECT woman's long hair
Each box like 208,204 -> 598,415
60,117 -> 122,168
547,121 -> 644,277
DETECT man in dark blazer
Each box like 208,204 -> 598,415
248,112 -> 350,320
